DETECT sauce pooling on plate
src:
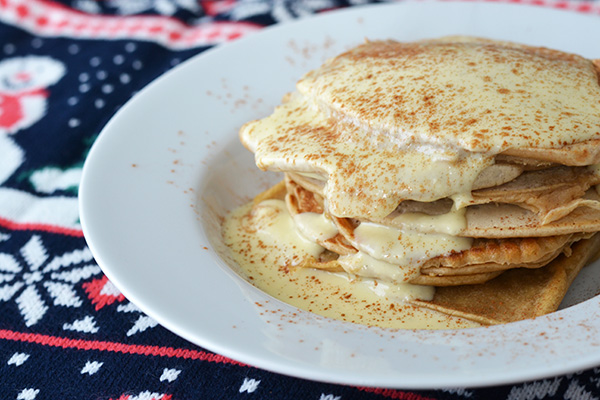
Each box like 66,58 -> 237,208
223,200 -> 479,330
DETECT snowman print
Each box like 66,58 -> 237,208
0,56 -> 65,184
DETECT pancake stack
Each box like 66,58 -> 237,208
239,36 -> 600,325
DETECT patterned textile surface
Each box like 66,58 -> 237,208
1,0 -> 600,399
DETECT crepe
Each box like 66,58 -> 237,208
289,166 -> 600,230
410,233 -> 600,325
235,36 -> 600,326
285,175 -> 593,286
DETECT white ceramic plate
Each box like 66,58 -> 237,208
80,2 -> 600,389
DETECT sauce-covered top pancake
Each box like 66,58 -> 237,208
240,37 -> 600,220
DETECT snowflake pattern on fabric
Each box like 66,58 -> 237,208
2,0 -> 600,399
0,235 -> 99,326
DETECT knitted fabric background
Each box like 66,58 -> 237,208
1,1 -> 600,399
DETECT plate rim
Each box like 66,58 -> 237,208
79,1 -> 600,389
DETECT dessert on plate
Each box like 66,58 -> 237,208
224,36 -> 600,328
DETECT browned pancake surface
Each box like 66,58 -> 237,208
411,233 -> 600,324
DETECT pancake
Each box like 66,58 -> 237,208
288,165 -> 600,228
469,166 -> 600,224
285,176 -> 592,285
229,36 -> 600,327
293,38 -> 600,156
410,233 -> 600,325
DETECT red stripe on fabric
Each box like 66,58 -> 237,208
0,0 -> 263,49
355,386 -> 438,400
0,329 -> 458,397
2,0 -> 599,50
0,217 -> 84,237
0,329 -> 245,366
